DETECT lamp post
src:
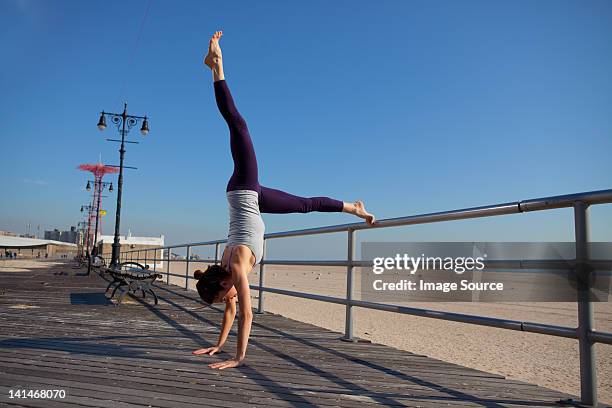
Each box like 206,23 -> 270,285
77,221 -> 88,258
78,163 -> 117,274
83,180 -> 112,275
97,103 -> 149,268
85,180 -> 113,258
80,204 -> 95,258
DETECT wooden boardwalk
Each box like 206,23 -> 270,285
0,261 -> 579,407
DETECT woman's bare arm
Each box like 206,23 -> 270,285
208,246 -> 253,369
218,297 -> 237,347
233,267 -> 253,361
192,297 -> 236,356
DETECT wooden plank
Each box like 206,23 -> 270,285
0,352 -> 541,397
0,350 -> 514,388
0,375 -> 297,408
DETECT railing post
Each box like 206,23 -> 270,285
144,250 -> 147,269
342,229 -> 355,342
167,249 -> 171,285
153,249 -> 157,272
214,243 -> 220,265
256,240 -> 267,314
575,201 -> 597,406
185,245 -> 191,290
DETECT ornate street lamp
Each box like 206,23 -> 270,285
97,103 -> 150,268
79,163 -> 118,275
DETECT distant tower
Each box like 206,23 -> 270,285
78,163 -> 118,256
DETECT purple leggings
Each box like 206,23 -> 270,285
214,80 -> 343,214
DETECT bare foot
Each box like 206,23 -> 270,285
204,31 -> 223,69
354,201 -> 376,225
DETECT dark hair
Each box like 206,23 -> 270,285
195,264 -> 229,304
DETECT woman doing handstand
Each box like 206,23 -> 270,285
192,31 -> 375,370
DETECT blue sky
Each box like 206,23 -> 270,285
1,0 -> 611,258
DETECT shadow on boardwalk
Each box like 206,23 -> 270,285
0,261 -> 579,407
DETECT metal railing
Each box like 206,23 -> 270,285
120,188 -> 612,406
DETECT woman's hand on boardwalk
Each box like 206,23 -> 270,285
192,346 -> 221,356
208,357 -> 245,370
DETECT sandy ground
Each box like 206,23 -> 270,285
2,259 -> 610,403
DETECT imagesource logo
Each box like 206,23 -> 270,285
360,242 -> 612,302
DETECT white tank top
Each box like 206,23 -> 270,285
226,190 -> 265,264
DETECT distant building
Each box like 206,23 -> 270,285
44,226 -> 78,244
44,229 -> 60,241
98,231 -> 164,269
0,236 -> 78,259
0,230 -> 17,237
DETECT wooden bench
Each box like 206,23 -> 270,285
104,261 -> 163,305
